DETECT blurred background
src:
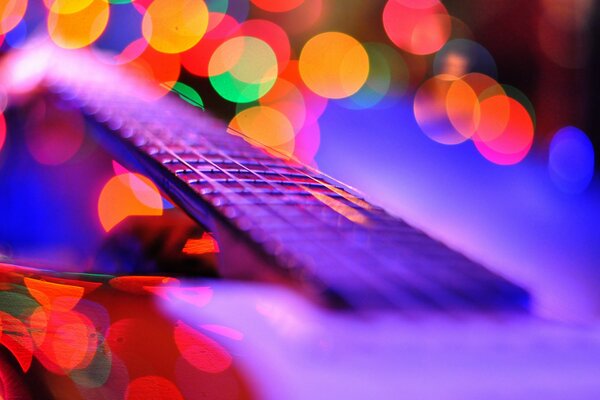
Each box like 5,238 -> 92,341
0,0 -> 598,319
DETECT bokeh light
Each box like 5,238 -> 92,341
142,0 -> 209,54
97,172 -> 164,232
47,0 -> 110,49
235,19 -> 290,72
0,0 -> 27,35
473,96 -> 534,165
229,105 -> 295,158
549,126 -> 595,194
413,75 -> 478,145
299,32 -> 369,99
209,35 -> 278,103
383,0 -> 451,55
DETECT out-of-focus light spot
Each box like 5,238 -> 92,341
4,18 -> 27,48
235,19 -> 290,72
182,233 -> 220,255
126,376 -> 184,400
0,311 -> 33,372
251,0 -> 304,13
24,277 -> 84,312
299,32 -> 369,99
164,81 -> 205,109
229,105 -> 295,158
433,39 -> 497,79
474,96 -> 534,165
414,75 -> 477,144
142,0 -> 209,54
0,112 -> 5,154
0,0 -> 27,35
209,36 -> 278,103
32,308 -> 98,374
47,0 -> 110,49
174,320 -> 233,373
549,126 -> 595,194
182,12 -> 239,77
200,324 -> 243,340
97,172 -> 164,232
383,0 -> 450,55
25,102 -> 85,165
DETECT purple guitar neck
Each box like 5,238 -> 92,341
6,44 -> 530,311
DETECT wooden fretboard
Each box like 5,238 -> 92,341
5,44 -> 530,311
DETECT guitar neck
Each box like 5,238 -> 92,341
4,44 -> 531,311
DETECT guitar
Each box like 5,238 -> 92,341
0,42 -> 599,399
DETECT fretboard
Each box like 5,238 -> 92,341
5,44 -> 530,312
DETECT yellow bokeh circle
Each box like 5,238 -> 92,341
142,0 -> 209,54
47,0 -> 110,49
229,106 -> 295,159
